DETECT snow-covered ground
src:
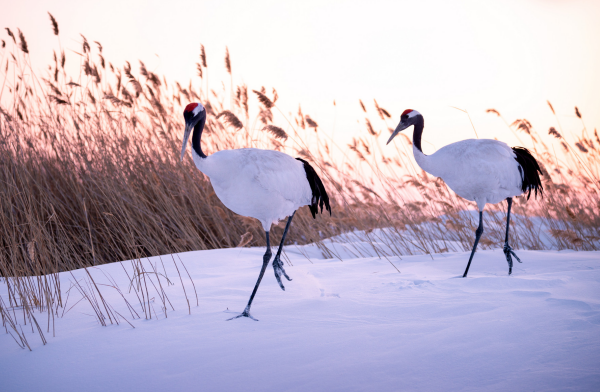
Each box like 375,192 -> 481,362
1,243 -> 599,391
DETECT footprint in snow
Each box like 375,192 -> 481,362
320,289 -> 340,298
412,280 -> 432,286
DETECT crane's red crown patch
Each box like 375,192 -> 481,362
401,109 -> 414,116
184,103 -> 199,113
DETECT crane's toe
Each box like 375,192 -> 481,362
503,243 -> 522,275
227,308 -> 259,321
273,256 -> 292,291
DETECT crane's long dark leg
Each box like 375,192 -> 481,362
463,211 -> 484,278
273,212 -> 295,291
228,231 -> 272,321
503,197 -> 521,275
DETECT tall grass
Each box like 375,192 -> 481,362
1,18 -> 598,348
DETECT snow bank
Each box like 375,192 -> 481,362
1,245 -> 599,391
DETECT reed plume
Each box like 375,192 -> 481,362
305,115 -> 318,130
262,125 -> 288,140
17,29 -> 28,54
48,12 -> 59,35
224,46 -> 231,74
548,127 -> 561,139
200,44 -> 207,67
253,89 -> 274,108
359,100 -> 366,112
216,110 -> 243,130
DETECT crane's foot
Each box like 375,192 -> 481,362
273,256 -> 292,291
227,307 -> 258,321
503,243 -> 522,275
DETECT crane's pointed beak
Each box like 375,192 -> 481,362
180,124 -> 192,161
386,122 -> 408,145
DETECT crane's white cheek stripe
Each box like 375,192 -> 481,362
193,104 -> 205,116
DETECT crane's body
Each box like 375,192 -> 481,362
413,139 -> 524,211
181,102 -> 330,320
388,109 -> 543,277
191,148 -> 313,231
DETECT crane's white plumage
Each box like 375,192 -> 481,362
180,102 -> 330,319
413,138 -> 523,211
192,148 -> 312,231
387,109 -> 543,277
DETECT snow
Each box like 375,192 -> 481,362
2,243 -> 600,391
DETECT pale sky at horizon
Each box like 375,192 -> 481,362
1,0 -> 599,153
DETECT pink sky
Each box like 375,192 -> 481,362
2,0 -> 599,151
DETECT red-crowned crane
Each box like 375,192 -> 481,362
387,109 -> 543,277
181,102 -> 331,320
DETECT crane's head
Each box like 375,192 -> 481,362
386,109 -> 421,145
181,102 -> 206,161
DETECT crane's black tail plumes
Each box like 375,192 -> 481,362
296,158 -> 332,218
512,147 -> 544,200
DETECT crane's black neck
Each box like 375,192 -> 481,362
192,116 -> 207,159
412,116 -> 425,154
